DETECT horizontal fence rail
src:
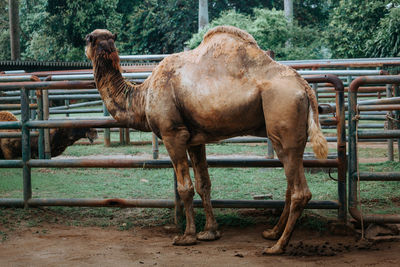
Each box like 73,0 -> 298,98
0,198 -> 339,209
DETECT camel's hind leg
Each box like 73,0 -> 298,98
264,149 -> 311,254
188,144 -> 220,241
262,185 -> 291,240
261,89 -> 311,254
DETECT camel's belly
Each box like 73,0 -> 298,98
181,99 -> 266,145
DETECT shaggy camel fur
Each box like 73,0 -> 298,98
0,111 -> 97,159
85,26 -> 328,254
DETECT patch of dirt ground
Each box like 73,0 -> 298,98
1,223 -> 400,266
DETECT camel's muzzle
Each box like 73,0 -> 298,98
86,129 -> 98,144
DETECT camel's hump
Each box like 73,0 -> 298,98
0,111 -> 18,121
203,26 -> 258,46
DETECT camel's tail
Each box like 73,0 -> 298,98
307,94 -> 328,159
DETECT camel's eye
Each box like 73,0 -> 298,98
85,34 -> 96,45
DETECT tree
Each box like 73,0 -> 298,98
126,0 -> 198,54
366,6 -> 400,57
18,0 -> 127,61
198,0 -> 209,31
326,0 -> 390,58
186,8 -> 326,60
8,0 -> 20,60
0,1 -> 10,60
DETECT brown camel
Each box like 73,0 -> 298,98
0,111 -> 97,159
85,26 -> 328,254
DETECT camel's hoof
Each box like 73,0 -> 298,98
262,229 -> 280,240
197,230 -> 221,241
262,245 -> 284,255
173,234 -> 197,246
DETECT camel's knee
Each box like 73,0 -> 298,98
291,190 -> 312,207
178,183 -> 195,201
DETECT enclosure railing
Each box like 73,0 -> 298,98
0,75 -> 346,222
348,75 -> 400,223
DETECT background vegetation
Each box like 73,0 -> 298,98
1,0 -> 400,61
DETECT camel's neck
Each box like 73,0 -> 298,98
93,57 -> 151,131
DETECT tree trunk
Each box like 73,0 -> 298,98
284,0 -> 293,23
9,0 -> 20,60
198,0 -> 209,31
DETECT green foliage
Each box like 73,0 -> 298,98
46,0 -> 122,47
0,0 -> 10,60
0,30 -> 10,60
125,0 -> 198,54
366,7 -> 400,57
185,10 -> 252,49
250,8 -> 291,49
186,8 -> 326,60
325,0 -> 391,58
3,0 -> 127,61
0,0 -> 399,61
292,0 -> 337,27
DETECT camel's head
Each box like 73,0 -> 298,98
85,29 -> 120,70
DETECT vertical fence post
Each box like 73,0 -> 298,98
348,85 -> 358,217
346,68 -> 352,89
65,99 -> 70,117
103,103 -> 111,146
336,84 -> 347,222
119,128 -> 125,145
266,139 -> 274,159
386,84 -> 394,161
43,89 -> 51,159
394,85 -> 400,161
21,88 -> 31,208
29,89 -> 36,120
152,133 -> 159,159
125,128 -> 130,144
36,90 -> 45,159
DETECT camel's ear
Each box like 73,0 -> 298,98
85,34 -> 96,44
112,33 -> 117,41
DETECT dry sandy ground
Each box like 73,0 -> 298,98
1,223 -> 400,267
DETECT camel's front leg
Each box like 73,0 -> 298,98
188,145 -> 220,241
163,133 -> 197,246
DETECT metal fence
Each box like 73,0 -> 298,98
348,75 -> 400,223
0,75 -> 347,223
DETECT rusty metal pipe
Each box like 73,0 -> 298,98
355,172 -> 400,181
26,158 -> 339,168
358,104 -> 400,111
0,121 -> 21,129
0,132 -> 39,138
357,130 -> 400,139
0,80 -> 95,90
0,198 -> 339,209
0,103 -> 37,110
358,96 -> 400,105
26,119 -> 124,128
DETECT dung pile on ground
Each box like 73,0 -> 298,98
285,240 -> 376,257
